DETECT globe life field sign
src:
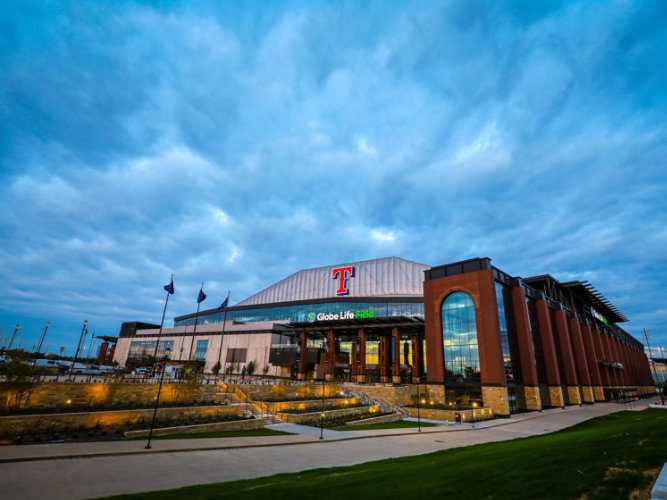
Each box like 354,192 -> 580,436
307,308 -> 376,322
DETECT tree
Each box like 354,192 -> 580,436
262,365 -> 269,377
212,361 -> 221,376
0,349 -> 42,410
246,360 -> 256,377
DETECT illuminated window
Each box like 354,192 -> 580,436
441,292 -> 480,382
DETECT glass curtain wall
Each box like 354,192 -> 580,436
441,292 -> 480,382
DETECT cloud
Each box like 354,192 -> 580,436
1,0 -> 666,349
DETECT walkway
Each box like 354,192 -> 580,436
0,399 -> 655,500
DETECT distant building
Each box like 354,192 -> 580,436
114,256 -> 655,416
646,346 -> 667,384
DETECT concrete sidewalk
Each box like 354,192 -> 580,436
0,399 -> 656,500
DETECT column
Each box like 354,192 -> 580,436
554,309 -> 581,404
592,328 -> 610,392
581,323 -> 604,401
535,300 -> 564,407
569,316 -> 593,403
391,328 -> 401,384
358,330 -> 366,383
610,336 -> 624,389
412,333 -> 421,383
297,332 -> 308,380
379,335 -> 389,383
326,331 -> 335,381
98,342 -> 109,363
601,333 -> 619,388
351,336 -> 358,380
511,286 -> 541,410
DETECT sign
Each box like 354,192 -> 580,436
307,308 -> 375,322
592,308 -> 608,324
332,266 -> 355,295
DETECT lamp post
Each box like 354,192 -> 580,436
320,334 -> 327,440
416,378 -> 421,432
146,347 -> 171,449
7,325 -> 20,350
69,320 -> 88,381
643,329 -> 664,406
36,322 -> 51,355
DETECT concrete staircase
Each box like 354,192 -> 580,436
216,383 -> 282,424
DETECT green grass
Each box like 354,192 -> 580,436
127,429 -> 292,440
104,409 -> 666,500
329,420 -> 438,431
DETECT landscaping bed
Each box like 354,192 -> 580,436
0,404 -> 244,444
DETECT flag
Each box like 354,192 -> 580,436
163,278 -> 174,294
197,286 -> 207,304
218,296 -> 229,310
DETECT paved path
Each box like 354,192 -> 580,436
0,399 -> 654,500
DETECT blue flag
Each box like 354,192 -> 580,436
218,296 -> 229,310
163,278 -> 174,295
197,286 -> 207,304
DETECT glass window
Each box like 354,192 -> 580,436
495,282 -> 514,382
195,339 -> 208,361
441,292 -> 480,382
365,340 -> 379,366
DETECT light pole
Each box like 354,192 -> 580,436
643,329 -> 664,405
146,347 -> 171,449
7,325 -> 20,350
416,378 -> 421,432
69,320 -> 88,380
320,334 -> 327,440
36,322 -> 51,355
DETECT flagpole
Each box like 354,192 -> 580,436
217,291 -> 231,378
152,274 -> 173,375
188,283 -> 204,363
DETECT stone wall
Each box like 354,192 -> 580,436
345,384 -> 421,406
123,417 -> 263,438
1,382 -> 221,411
230,382 -> 343,401
405,407 -> 494,422
0,404 -> 243,435
345,413 -> 402,426
263,398 -> 360,412
276,405 -> 380,424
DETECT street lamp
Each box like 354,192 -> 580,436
416,377 -> 421,432
146,346 -> 171,449
7,325 -> 20,350
69,320 -> 89,380
36,322 -> 51,354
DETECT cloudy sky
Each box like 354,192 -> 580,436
1,1 -> 666,355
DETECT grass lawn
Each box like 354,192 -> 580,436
127,429 -> 292,440
105,409 -> 666,500
329,420 -> 438,431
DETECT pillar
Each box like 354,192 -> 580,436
601,333 -> 618,388
351,336 -> 358,379
511,286 -> 541,410
326,331 -> 335,381
412,333 -> 421,383
391,328 -> 401,384
98,342 -> 109,363
358,330 -> 366,383
569,317 -> 593,403
379,335 -> 389,383
581,323 -> 604,401
297,332 -> 308,380
554,309 -> 581,405
592,328 -> 610,392
535,300 -> 564,407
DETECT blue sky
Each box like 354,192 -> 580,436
1,0 -> 666,355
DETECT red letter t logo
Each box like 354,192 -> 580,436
332,266 -> 355,295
